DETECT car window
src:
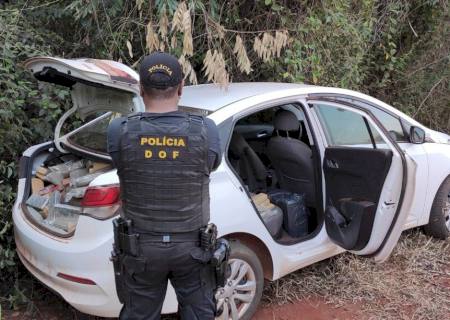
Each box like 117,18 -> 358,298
369,108 -> 406,141
67,112 -> 122,154
314,104 -> 385,148
333,98 -> 407,142
237,108 -> 278,125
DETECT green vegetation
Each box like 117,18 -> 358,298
0,0 -> 449,310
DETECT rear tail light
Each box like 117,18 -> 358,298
81,185 -> 120,207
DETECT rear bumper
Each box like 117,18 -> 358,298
13,195 -> 178,317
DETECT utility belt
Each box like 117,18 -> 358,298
110,217 -> 230,304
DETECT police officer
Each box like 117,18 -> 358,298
107,52 -> 222,320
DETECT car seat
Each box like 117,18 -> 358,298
267,110 -> 315,206
229,132 -> 267,192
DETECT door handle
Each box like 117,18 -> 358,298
326,159 -> 339,169
256,131 -> 268,138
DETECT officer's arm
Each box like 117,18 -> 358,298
107,117 -> 123,168
205,118 -> 222,171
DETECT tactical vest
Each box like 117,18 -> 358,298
115,113 -> 210,233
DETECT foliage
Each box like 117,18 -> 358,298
0,0 -> 449,310
0,8 -> 70,299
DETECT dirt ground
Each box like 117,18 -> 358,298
2,230 -> 449,320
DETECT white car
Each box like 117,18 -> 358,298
13,57 -> 450,320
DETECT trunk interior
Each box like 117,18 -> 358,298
22,143 -> 114,237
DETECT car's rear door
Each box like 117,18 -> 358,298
308,99 -> 414,262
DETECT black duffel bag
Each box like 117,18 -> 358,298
268,190 -> 309,238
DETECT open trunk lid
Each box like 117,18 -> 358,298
24,56 -> 140,95
24,56 -> 142,121
24,56 -> 144,156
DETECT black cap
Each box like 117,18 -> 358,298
139,52 -> 183,89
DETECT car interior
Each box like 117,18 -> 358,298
227,104 -> 321,244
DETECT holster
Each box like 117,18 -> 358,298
200,224 -> 231,289
111,217 -> 140,304
211,238 -> 231,289
110,245 -> 125,304
114,217 -> 140,256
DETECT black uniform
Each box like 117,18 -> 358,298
107,52 -> 222,320
107,112 -> 221,319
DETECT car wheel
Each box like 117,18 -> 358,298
215,240 -> 264,320
424,176 -> 450,239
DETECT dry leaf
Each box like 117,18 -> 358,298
233,35 -> 252,74
179,55 -> 198,85
253,31 -> 290,62
136,0 -> 144,12
172,1 -> 188,32
126,40 -> 133,58
146,22 -> 159,52
170,35 -> 177,50
183,32 -> 193,56
202,49 -> 229,87
159,9 -> 169,40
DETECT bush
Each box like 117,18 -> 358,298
0,8 -> 70,299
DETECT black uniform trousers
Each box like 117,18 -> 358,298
119,240 -> 215,320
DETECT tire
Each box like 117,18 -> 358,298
424,176 -> 450,239
215,240 -> 264,320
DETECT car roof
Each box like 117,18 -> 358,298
180,82 -> 424,128
180,82 -> 311,111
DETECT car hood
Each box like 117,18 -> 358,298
427,129 -> 450,145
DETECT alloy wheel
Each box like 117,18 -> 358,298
215,258 -> 257,320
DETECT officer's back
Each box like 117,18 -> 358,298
107,52 -> 221,320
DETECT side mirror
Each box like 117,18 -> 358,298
409,126 -> 426,144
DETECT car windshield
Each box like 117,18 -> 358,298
66,105 -> 211,154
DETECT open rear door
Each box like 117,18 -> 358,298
309,99 -> 414,262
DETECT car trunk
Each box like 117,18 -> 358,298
22,146 -> 118,236
20,56 -> 141,237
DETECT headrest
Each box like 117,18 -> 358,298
273,110 -> 300,132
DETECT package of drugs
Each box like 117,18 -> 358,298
41,206 -> 49,219
44,171 -> 65,185
42,219 -> 75,234
71,171 -> 104,188
89,162 -> 111,173
62,178 -> 71,187
36,166 -> 49,176
49,159 -> 85,173
26,194 -> 49,210
49,160 -> 85,178
69,168 -> 89,179
66,222 -> 77,233
46,190 -> 61,223
252,193 -> 272,207
39,184 -> 62,196
31,178 -> 45,194
64,186 -> 88,202
36,172 -> 47,180
54,203 -> 82,214
27,206 -> 44,222
52,204 -> 81,232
